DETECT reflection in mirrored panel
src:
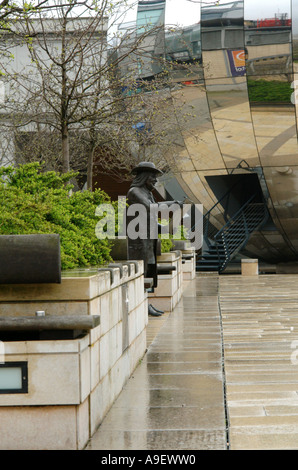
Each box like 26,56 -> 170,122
262,166 -> 298,251
171,82 -> 225,172
247,73 -> 298,167
244,0 -> 292,76
244,230 -> 295,261
164,0 -> 202,83
206,77 -> 260,169
244,0 -> 291,30
245,43 -> 292,76
177,170 -> 221,212
201,0 -> 244,50
163,0 -> 226,213
137,0 -> 165,34
135,0 -> 166,77
201,1 -> 245,79
169,152 -> 222,212
247,75 -> 293,103
202,48 -> 246,80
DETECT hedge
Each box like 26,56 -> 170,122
0,163 -> 116,270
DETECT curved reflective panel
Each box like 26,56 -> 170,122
243,0 -> 298,257
247,79 -> 298,168
201,2 -> 260,173
201,0 -> 245,80
171,82 -> 225,172
262,166 -> 298,252
164,0 -> 226,213
245,0 -> 292,77
136,0 -> 166,77
244,0 -> 294,169
205,76 -> 260,169
243,229 -> 295,261
164,0 -> 201,72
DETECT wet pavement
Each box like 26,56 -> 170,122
86,274 -> 227,450
86,273 -> 298,451
221,274 -> 298,450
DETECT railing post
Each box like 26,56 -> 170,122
243,211 -> 248,237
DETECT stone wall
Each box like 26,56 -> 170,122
0,261 -> 147,450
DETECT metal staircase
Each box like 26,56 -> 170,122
197,193 -> 269,273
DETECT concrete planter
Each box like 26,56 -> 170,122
0,261 -> 147,450
181,246 -> 196,280
148,251 -> 183,312
171,240 -> 196,280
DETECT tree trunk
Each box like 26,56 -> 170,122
62,126 -> 70,173
86,146 -> 94,190
87,129 -> 97,190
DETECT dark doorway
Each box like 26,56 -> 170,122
205,173 -> 264,220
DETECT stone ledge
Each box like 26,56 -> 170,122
0,261 -> 144,303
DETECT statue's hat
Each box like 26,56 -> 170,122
131,161 -> 163,175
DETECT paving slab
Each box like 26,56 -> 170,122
220,274 -> 298,450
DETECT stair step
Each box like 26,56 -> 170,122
198,261 -> 221,266
207,247 -> 225,252
201,255 -> 226,260
196,266 -> 219,272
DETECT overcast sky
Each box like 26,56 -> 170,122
244,0 -> 291,20
112,0 -> 297,32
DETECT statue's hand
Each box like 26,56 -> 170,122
182,197 -> 193,205
175,198 -> 193,207
175,200 -> 184,207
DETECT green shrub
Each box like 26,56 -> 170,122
160,237 -> 174,253
159,221 -> 188,253
0,162 -> 116,269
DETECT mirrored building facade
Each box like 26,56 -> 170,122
122,0 -> 298,268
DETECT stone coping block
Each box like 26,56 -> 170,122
0,315 -> 100,330
0,261 -> 144,302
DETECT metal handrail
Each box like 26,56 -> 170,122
214,194 -> 259,240
197,175 -> 253,248
213,197 -> 268,272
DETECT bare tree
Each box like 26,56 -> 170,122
0,0 -> 199,187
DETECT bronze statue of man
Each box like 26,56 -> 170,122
126,161 -> 181,316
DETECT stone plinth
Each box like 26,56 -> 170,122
0,261 -> 147,450
241,259 -> 259,276
148,251 -> 183,312
182,247 -> 196,280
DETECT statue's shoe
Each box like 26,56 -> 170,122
148,305 -> 162,316
149,304 -> 164,314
